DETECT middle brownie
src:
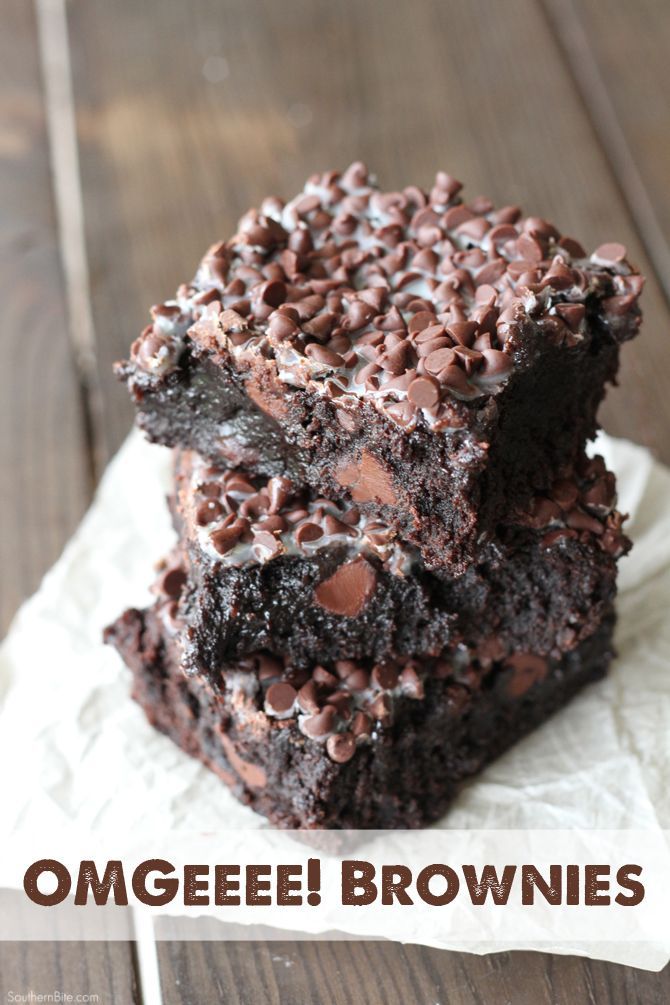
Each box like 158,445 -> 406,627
168,449 -> 628,677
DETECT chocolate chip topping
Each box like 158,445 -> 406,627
326,732 -> 356,763
230,648 -> 442,762
131,164 -> 642,434
179,451 -> 412,574
264,682 -> 297,716
514,455 -> 630,557
159,566 -> 187,599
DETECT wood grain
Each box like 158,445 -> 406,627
0,3 -> 139,997
0,0 -> 89,635
0,890 -> 140,1003
62,0 -> 670,997
68,0 -> 670,464
544,0 -> 670,299
0,941 -> 140,1004
155,939 -> 670,1005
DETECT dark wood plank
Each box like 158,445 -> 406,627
0,891 -> 141,1003
543,0 -> 670,299
0,0 -> 89,635
156,939 -> 670,1005
0,942 -> 141,1004
0,2 -> 138,997
68,0 -> 670,464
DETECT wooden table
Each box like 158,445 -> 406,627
1,0 -> 669,999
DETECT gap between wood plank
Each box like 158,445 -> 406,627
541,0 -> 670,308
34,0 -> 108,483
132,908 -> 165,1005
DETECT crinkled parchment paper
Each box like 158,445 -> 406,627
0,431 -> 668,967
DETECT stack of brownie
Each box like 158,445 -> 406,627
106,164 -> 642,828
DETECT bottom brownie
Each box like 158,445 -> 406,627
105,600 -> 615,829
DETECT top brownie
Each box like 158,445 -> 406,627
118,163 -> 643,573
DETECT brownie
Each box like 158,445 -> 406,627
117,163 -> 643,572
165,448 -> 628,675
105,597 -> 616,829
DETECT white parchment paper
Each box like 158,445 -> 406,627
0,431 -> 668,967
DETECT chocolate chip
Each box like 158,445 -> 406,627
480,349 -> 512,379
160,567 -> 187,599
314,557 -> 377,617
351,711 -> 372,738
225,473 -> 257,495
457,216 -> 490,241
265,682 -> 297,715
371,663 -> 399,691
408,310 -> 437,334
218,308 -> 249,333
438,364 -> 475,396
302,705 -> 337,738
565,508 -> 604,535
211,523 -> 244,554
322,514 -> 357,537
424,347 -> 457,374
413,247 -> 439,272
328,691 -> 352,719
136,330 -> 170,369
582,476 -> 615,513
550,478 -> 579,510
326,732 -> 356,763
267,476 -> 292,514
240,491 -> 270,518
559,236 -> 586,258
408,375 -> 440,408
268,312 -> 300,340
541,259 -> 574,291
304,344 -> 346,368
258,279 -> 287,307
297,680 -> 320,715
446,321 -> 477,346
541,528 -> 578,549
602,294 -> 638,317
252,531 -> 283,561
594,242 -> 627,264
379,342 -> 411,375
258,514 -> 287,533
294,193 -> 321,215
295,522 -> 324,548
399,664 -> 424,699
311,666 -> 339,691
343,668 -> 370,691
554,303 -> 585,332
367,693 -> 392,725
384,401 -> 417,427
526,496 -> 563,528
333,660 -> 358,679
475,259 -> 507,286
199,480 -> 222,499
197,499 -> 225,525
516,233 -> 544,262
344,300 -> 376,331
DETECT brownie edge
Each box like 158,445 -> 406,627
105,602 -> 615,829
